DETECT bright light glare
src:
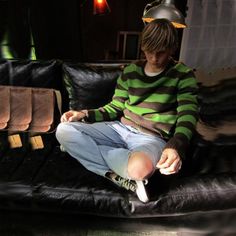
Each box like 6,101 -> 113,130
97,0 -> 104,4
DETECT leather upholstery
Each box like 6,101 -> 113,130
63,62 -> 123,110
0,59 -> 236,231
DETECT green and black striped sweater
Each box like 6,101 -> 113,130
86,60 -> 198,157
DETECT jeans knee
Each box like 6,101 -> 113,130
56,123 -> 72,144
127,152 -> 154,180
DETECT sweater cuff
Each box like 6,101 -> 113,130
83,110 -> 95,123
164,133 -> 189,159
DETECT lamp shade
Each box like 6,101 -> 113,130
93,0 -> 110,15
142,0 -> 186,28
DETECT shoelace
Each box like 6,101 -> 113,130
115,176 -> 136,192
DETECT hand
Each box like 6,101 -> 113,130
156,148 -> 182,175
60,110 -> 87,122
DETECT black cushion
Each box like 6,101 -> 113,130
0,59 -> 10,85
63,63 -> 123,110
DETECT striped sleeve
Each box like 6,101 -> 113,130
165,68 -> 198,158
86,68 -> 129,122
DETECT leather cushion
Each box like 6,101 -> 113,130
63,63 -> 123,110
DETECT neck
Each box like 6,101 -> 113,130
145,62 -> 165,73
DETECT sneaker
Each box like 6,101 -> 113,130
107,173 -> 149,203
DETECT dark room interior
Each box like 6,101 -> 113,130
0,0 -> 236,236
0,0 -> 187,61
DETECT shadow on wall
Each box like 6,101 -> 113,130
0,0 -> 82,61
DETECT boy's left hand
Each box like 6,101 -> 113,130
156,148 -> 182,175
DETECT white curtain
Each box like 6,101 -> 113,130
180,0 -> 236,71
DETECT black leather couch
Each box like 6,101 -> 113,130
0,59 -> 236,235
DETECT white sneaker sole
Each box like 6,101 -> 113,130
135,180 -> 149,203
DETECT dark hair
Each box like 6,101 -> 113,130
141,18 -> 179,53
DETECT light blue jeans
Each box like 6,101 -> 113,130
56,121 -> 166,179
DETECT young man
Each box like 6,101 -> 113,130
56,19 -> 198,203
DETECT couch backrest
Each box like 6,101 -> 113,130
1,59 -> 235,146
195,68 -> 236,144
0,59 -> 69,112
189,68 -> 236,174
62,62 -> 124,110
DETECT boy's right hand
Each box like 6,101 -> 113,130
60,110 -> 87,122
